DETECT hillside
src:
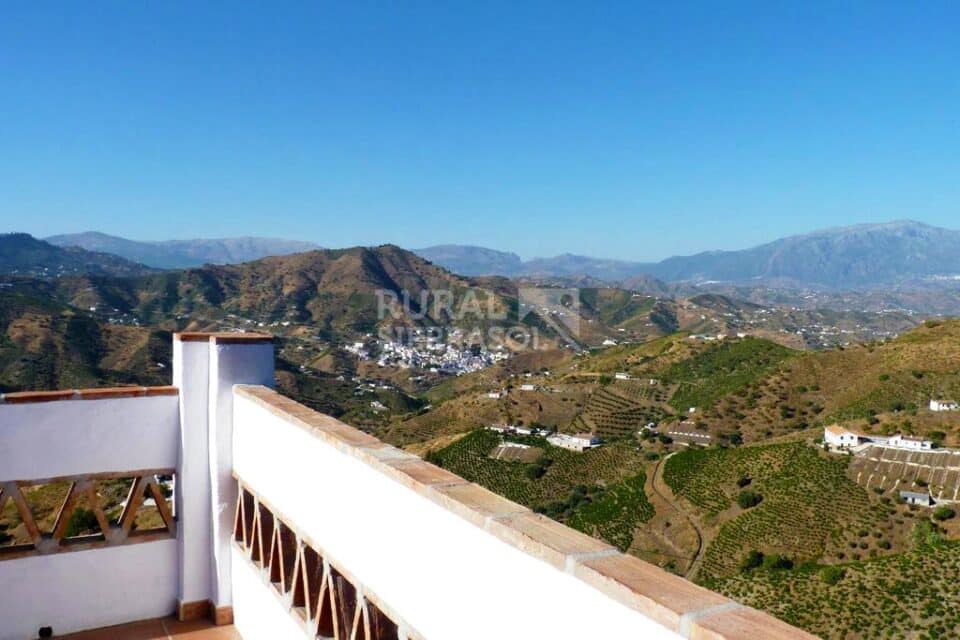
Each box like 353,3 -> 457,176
0,280 -> 170,392
44,245 -> 518,341
47,231 -> 320,269
0,233 -> 153,278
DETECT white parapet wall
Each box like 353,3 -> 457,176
232,386 -> 812,640
0,389 -> 181,640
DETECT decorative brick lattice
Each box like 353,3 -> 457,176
234,480 -> 411,640
0,470 -> 176,559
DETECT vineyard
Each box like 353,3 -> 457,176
577,386 -> 669,441
664,442 -> 896,583
659,337 -> 794,412
426,430 -> 653,550
714,540 -> 960,639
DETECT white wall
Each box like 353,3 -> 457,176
207,341 -> 275,609
232,545 -> 305,640
0,539 -> 178,640
0,396 -> 179,482
0,396 -> 181,639
232,394 -> 683,640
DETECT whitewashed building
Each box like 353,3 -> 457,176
930,399 -> 959,412
824,425 -> 862,447
547,433 -> 602,452
888,434 -> 933,451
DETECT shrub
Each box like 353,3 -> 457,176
762,554 -> 794,571
64,507 -> 100,538
820,565 -> 846,585
740,550 -> 764,572
737,490 -> 763,509
736,475 -> 752,488
933,506 -> 956,521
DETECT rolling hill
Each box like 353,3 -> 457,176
0,233 -> 153,278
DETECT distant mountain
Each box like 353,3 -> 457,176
0,233 -> 153,277
419,221 -> 960,290
414,245 -> 523,276
49,245 -> 519,340
646,221 -> 960,287
46,231 -> 321,268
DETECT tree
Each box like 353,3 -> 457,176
740,550 -> 764,572
820,565 -> 846,585
737,490 -> 763,509
933,506 -> 956,522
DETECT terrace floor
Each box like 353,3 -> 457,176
53,617 -> 240,640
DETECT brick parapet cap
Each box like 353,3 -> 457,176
0,386 -> 178,404
174,331 -> 274,344
234,384 -> 817,640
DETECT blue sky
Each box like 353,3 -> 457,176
1,2 -> 958,261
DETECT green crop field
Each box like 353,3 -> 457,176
660,337 -> 794,412
426,430 -> 653,550
715,538 -> 960,639
664,442 -> 894,583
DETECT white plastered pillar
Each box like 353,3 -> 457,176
207,334 -> 275,620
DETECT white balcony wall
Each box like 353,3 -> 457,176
232,392 -> 683,640
0,395 -> 179,482
0,395 -> 181,640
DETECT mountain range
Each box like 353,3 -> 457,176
0,233 -> 154,277
417,221 -> 960,289
46,231 -> 320,269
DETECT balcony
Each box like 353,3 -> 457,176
0,333 -> 813,639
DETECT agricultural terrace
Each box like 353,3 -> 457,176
715,540 -> 960,640
577,384 -> 671,441
426,429 -> 653,550
664,442 -> 895,583
849,446 -> 960,502
659,337 -> 794,412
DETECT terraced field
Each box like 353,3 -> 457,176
577,385 -> 669,441
426,430 -> 652,550
715,540 -> 960,639
664,442 -> 895,584
849,445 -> 960,503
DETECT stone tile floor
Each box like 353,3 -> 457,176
52,617 -> 240,639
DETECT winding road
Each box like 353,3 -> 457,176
652,451 -> 706,580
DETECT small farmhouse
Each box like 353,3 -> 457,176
899,490 -> 933,506
824,425 -> 861,447
615,372 -> 631,380
888,434 -> 933,451
930,399 -> 959,412
547,432 -> 602,452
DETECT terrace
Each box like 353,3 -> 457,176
0,333 -> 813,639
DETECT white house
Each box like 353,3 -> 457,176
520,384 -> 536,392
888,434 -> 933,451
900,490 -> 932,506
487,391 -> 503,399
614,372 -> 631,380
930,399 -> 959,412
547,433 -> 602,452
824,425 -> 861,447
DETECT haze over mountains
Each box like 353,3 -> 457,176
417,221 -> 960,289
46,231 -> 320,269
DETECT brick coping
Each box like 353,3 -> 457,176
0,386 -> 178,404
234,385 -> 816,640
174,331 -> 274,344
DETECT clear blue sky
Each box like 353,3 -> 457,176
1,2 -> 958,261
